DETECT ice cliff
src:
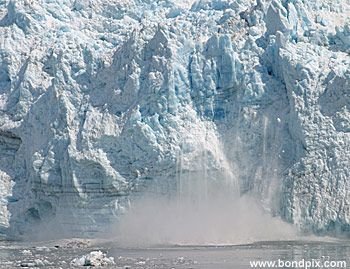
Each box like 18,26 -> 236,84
0,0 -> 349,238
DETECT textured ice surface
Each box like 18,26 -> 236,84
0,0 -> 349,238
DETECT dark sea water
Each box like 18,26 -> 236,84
0,239 -> 349,268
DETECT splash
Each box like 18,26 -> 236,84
113,194 -> 297,247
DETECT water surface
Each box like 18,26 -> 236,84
0,239 -> 349,268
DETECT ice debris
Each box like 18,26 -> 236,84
70,251 -> 115,267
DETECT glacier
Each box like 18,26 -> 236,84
0,0 -> 349,239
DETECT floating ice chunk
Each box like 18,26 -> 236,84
35,246 -> 50,252
20,259 -> 50,267
20,261 -> 36,267
34,259 -> 45,267
21,249 -> 32,255
71,251 -> 115,267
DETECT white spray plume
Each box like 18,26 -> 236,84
113,193 -> 297,247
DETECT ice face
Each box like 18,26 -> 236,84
0,0 -> 349,238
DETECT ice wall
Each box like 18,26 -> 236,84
0,0 -> 349,238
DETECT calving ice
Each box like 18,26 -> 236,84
0,0 -> 349,241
